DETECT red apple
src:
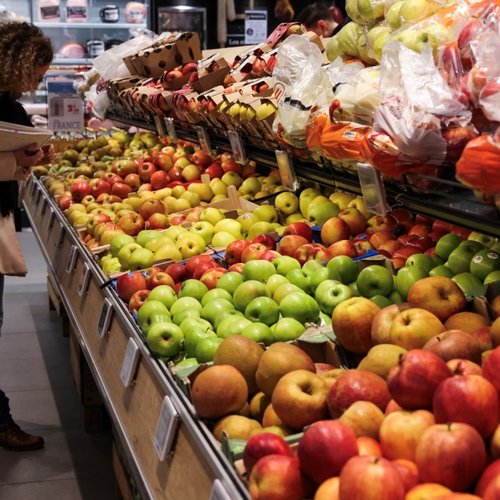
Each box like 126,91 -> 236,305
474,459 -> 500,497
297,420 -> 359,484
338,207 -> 367,235
225,239 -> 252,266
147,272 -> 175,291
91,178 -> 111,198
369,231 -> 396,250
191,150 -> 213,168
483,346 -> 500,396
221,158 -> 240,174
128,289 -> 150,313
116,271 -> 147,302
243,433 -> 293,475
378,240 -> 404,256
320,218 -> 351,246
259,250 -> 281,262
386,349 -> 453,410
150,170 -> 168,190
392,247 -> 421,260
146,213 -> 169,230
357,436 -> 382,456
204,163 -> 224,180
422,330 -> 482,365
338,455 -> 405,500
166,69 -> 183,80
252,234 -> 277,251
153,153 -> 173,172
371,215 -> 400,233
446,358 -> 483,376
415,423 -> 487,492
185,254 -> 214,279
193,259 -> 219,280
282,222 -> 313,242
228,263 -> 244,274
391,459 -> 420,493
140,266 -> 162,286
242,243 -> 269,263
123,174 -> 141,191
385,400 -> 404,415
118,212 -> 146,236
294,243 -> 327,266
328,240 -> 357,258
390,209 -> 413,223
353,240 -> 376,256
139,198 -> 165,220
164,263 -> 186,283
71,179 -> 91,202
371,302 -> 414,345
182,62 -> 198,75
406,236 -> 435,252
407,224 -> 431,238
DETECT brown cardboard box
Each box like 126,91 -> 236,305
192,54 -> 230,93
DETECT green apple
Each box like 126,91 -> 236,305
319,311 -> 332,326
373,29 -> 391,63
233,280 -> 271,312
395,265 -> 429,301
435,233 -> 463,260
128,247 -> 154,271
429,265 -> 455,278
170,296 -> 203,317
184,328 -> 216,358
137,300 -> 171,330
117,242 -> 143,269
110,234 -> 135,258
266,274 -> 290,296
179,316 -> 213,336
447,242 -> 484,275
431,256 -> 445,266
154,244 -> 183,262
237,212 -> 260,233
388,289 -> 403,304
243,260 -> 277,283
216,272 -> 245,295
102,257 -> 122,275
348,281 -> 361,297
201,298 -> 235,326
327,256 -> 359,285
146,322 -> 184,359
273,255 -> 301,276
216,313 -> 245,337
310,267 -> 342,293
386,0 -> 404,29
469,249 -> 500,282
195,337 -> 224,363
214,310 -> 244,331
212,232 -> 237,247
398,0 -> 434,26
300,188 -> 322,199
176,234 -> 206,259
356,265 -> 394,298
485,270 -> 500,284
286,269 -> 312,294
178,279 -> 208,302
451,272 -> 482,293
245,297 -> 280,326
315,280 -> 353,316
164,225 -> 188,241
214,219 -> 245,240
253,205 -> 279,223
272,317 -> 306,342
219,317 -> 253,338
308,202 -> 340,227
299,194 -> 317,218
406,254 -> 437,274
200,207 -> 226,226
141,313 -> 172,340
148,285 -> 177,310
221,171 -> 242,188
275,192 -> 299,216
176,358 -> 198,368
280,292 -> 320,324
248,221 -> 275,241
302,259 -> 324,277
241,322 -> 274,346
370,295 -> 393,308
136,229 -> 163,248
273,283 -> 306,305
201,288 -> 233,306
469,232 -> 496,248
357,0 -> 385,23
145,236 -> 176,253
173,309 -> 200,326
190,221 -> 214,245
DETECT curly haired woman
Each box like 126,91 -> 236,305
0,22 -> 56,451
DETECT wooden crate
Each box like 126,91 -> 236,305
47,272 -> 69,337
69,323 -> 105,433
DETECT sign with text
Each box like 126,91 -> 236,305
47,79 -> 84,132
245,11 -> 268,45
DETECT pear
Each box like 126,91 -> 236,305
357,344 -> 408,380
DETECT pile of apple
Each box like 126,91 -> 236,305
184,273 -> 500,500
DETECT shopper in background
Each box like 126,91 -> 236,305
0,21 -> 55,451
296,3 -> 338,37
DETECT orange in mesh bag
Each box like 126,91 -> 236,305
456,134 -> 500,193
361,130 -> 431,178
320,121 -> 370,161
305,106 -> 328,154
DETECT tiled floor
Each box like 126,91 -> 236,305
0,230 -> 116,499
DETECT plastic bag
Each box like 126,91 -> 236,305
93,29 -> 167,80
320,121 -> 371,161
272,35 -> 332,149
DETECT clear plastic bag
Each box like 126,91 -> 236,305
272,35 -> 332,149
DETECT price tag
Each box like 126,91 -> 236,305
153,396 -> 180,461
47,79 -> 84,132
46,207 -> 55,232
275,150 -> 299,191
34,186 -> 41,205
55,222 -> 65,247
77,262 -> 91,296
66,245 -> 78,273
196,126 -> 212,155
29,180 -> 36,198
164,117 -> 178,143
357,162 -> 388,216
120,337 -> 141,388
97,297 -> 113,338
154,116 -> 166,139
227,130 -> 247,165
209,480 -> 232,500
39,198 -> 48,216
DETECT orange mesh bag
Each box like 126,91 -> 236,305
320,121 -> 370,161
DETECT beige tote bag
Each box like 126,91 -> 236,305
0,214 -> 28,276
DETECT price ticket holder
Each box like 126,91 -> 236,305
120,337 -> 141,388
66,245 -> 78,273
228,130 -> 247,165
97,298 -> 114,338
54,221 -> 65,247
196,126 -> 213,156
154,116 -> 166,139
357,163 -> 389,216
77,262 -> 91,297
34,186 -> 42,206
153,396 -> 181,462
46,207 -> 56,232
164,117 -> 178,143
39,197 -> 48,217
275,150 -> 299,191
209,479 -> 233,500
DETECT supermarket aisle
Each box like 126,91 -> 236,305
0,230 -> 116,499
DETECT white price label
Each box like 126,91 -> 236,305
77,262 -> 91,296
47,79 -> 84,132
196,126 -> 212,155
275,150 -> 299,191
210,480 -> 233,500
46,207 -> 55,232
154,116 -> 166,139
164,118 -> 178,143
55,222 -> 65,247
357,162 -> 388,216
153,396 -> 180,461
120,337 -> 141,388
228,130 -> 246,165
97,298 -> 113,338
66,245 -> 78,273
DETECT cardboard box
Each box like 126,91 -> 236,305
191,53 -> 231,93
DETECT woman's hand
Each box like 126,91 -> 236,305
13,143 -> 44,167
39,143 -> 55,164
